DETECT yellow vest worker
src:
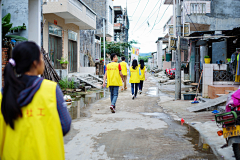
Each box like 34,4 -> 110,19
120,61 -> 128,76
0,80 -> 65,160
129,66 -> 140,83
106,62 -> 123,88
139,65 -> 146,81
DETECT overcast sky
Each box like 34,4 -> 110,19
113,0 -> 173,53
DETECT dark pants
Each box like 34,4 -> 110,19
139,80 -> 144,90
109,86 -> 119,106
131,83 -> 139,96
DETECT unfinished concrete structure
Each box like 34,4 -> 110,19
80,0 -> 114,68
113,6 -> 129,62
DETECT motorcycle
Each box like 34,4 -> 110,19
215,89 -> 240,159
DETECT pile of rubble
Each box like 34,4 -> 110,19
153,71 -> 170,83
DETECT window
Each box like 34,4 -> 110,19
49,23 -> 62,37
109,7 -> 112,24
68,30 -> 78,41
191,3 -> 206,14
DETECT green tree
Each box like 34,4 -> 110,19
101,40 -> 138,57
2,13 -> 28,42
138,56 -> 150,62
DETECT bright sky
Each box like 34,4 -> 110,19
113,0 -> 173,53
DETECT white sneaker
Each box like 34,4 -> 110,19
132,95 -> 135,100
110,106 -> 115,113
139,90 -> 142,94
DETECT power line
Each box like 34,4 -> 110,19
151,0 -> 163,31
141,0 -> 172,37
131,0 -> 142,17
134,0 -> 162,32
132,0 -> 150,31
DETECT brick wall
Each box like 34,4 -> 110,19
2,48 -> 8,87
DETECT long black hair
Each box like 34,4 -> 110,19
132,59 -> 138,70
1,41 -> 41,129
140,59 -> 145,70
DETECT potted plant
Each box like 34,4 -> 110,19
204,55 -> 211,64
57,57 -> 69,69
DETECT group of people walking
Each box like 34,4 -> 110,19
0,41 -> 146,159
103,53 -> 146,113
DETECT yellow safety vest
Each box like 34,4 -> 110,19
120,61 -> 128,76
106,62 -> 123,87
0,80 -> 64,160
139,65 -> 146,81
129,66 -> 140,83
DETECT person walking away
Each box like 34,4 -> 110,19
0,42 -> 71,160
120,57 -> 128,91
103,53 -> 123,113
139,59 -> 147,94
129,59 -> 141,100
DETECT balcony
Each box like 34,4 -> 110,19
43,0 -> 96,30
114,23 -> 122,30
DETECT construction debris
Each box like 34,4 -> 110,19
41,48 -> 60,82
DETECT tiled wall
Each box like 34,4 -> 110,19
202,64 -> 240,97
202,64 -> 213,97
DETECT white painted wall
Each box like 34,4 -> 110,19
157,41 -> 163,70
28,0 -> 41,46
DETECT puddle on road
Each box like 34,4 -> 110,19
66,90 -> 109,119
146,87 -> 159,97
140,112 -> 218,160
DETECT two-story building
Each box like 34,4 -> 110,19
42,0 -> 96,75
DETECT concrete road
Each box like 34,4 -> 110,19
64,75 -> 217,160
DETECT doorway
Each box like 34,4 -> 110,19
49,35 -> 62,69
68,40 -> 77,72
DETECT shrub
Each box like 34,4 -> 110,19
204,55 -> 210,58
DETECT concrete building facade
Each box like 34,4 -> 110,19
113,6 -> 129,62
1,0 -> 41,88
79,0 -> 114,68
42,0 -> 96,73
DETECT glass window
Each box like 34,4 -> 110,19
49,23 -> 62,37
68,30 -> 78,41
109,7 -> 112,24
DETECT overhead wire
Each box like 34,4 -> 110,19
134,0 -> 163,33
140,0 -> 172,37
150,0 -> 163,31
132,0 -> 150,31
131,0 -> 142,17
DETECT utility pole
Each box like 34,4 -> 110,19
175,0 -> 181,100
103,18 -> 106,74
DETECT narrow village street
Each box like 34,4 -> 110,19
64,74 -> 217,160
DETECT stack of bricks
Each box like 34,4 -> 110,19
2,48 -> 8,87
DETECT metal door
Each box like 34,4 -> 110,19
68,40 -> 77,72
49,35 -> 62,69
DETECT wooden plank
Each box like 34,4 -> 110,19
187,94 -> 229,112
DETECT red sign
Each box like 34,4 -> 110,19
54,20 -> 57,25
